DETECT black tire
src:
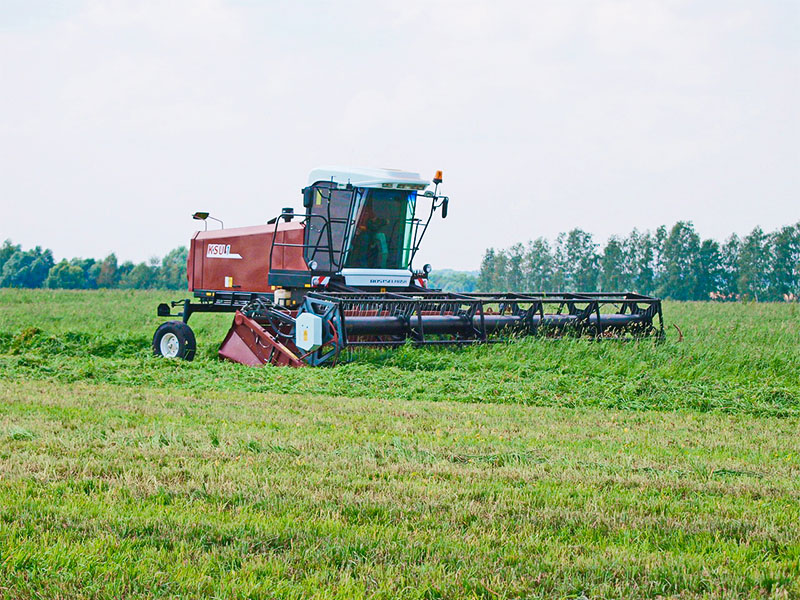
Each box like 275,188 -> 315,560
153,321 -> 196,361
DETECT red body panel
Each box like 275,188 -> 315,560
218,311 -> 305,367
187,222 -> 308,293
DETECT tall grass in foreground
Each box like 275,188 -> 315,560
0,290 -> 798,598
0,380 -> 798,599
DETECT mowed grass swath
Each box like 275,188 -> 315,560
1,290 -> 797,415
0,289 -> 799,598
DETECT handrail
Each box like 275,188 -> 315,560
268,213 -> 342,275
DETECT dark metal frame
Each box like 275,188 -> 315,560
270,194 -> 356,276
285,290 -> 664,366
157,291 -> 268,323
314,291 -> 662,340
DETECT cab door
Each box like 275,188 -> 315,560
303,183 -> 363,272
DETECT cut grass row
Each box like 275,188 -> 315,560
0,290 -> 798,417
1,380 -> 798,599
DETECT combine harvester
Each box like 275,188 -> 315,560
153,167 -> 664,367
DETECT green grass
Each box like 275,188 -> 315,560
0,289 -> 798,598
1,289 -> 798,416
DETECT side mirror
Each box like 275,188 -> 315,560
441,197 -> 449,219
302,187 -> 313,209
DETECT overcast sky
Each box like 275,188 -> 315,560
1,0 -> 798,270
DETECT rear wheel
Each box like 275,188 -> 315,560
153,321 -> 196,361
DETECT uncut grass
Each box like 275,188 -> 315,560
1,290 -> 798,416
1,380 -> 798,599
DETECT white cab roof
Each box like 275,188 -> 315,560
307,166 -> 430,189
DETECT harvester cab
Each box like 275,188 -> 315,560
298,166 -> 446,292
153,166 -> 663,367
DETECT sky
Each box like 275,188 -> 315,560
1,0 -> 798,270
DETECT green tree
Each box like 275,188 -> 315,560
0,246 -> 54,288
88,262 -> 102,288
477,249 -> 497,292
651,225 -> 668,293
768,223 -> 800,299
600,236 -> 625,292
719,234 -> 740,298
564,229 -> 599,292
491,250 -> 509,292
45,260 -> 86,289
96,254 -> 119,288
70,258 -> 97,289
693,239 -> 723,300
0,240 -> 20,274
523,238 -> 553,291
658,222 -> 700,300
738,227 -> 770,301
159,246 -> 188,290
624,229 -> 655,295
506,243 -> 525,292
427,269 -> 479,292
551,234 -> 568,292
456,273 -> 479,292
117,261 -> 135,286
120,262 -> 157,289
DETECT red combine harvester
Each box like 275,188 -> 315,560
154,167 -> 664,367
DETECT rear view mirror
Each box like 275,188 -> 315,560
441,197 -> 449,219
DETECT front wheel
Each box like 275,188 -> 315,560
153,321 -> 196,361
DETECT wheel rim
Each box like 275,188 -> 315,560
160,332 -> 180,358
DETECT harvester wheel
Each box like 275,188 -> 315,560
153,321 -> 196,361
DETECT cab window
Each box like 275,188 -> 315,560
345,190 -> 416,269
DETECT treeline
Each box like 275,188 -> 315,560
477,221 -> 800,301
4,220 -> 799,300
0,241 -> 188,290
427,269 -> 479,293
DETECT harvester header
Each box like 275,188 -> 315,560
153,167 -> 664,366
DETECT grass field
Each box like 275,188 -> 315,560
0,289 -> 798,599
